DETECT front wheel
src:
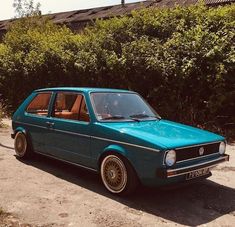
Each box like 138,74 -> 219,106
14,131 -> 32,159
100,154 -> 138,195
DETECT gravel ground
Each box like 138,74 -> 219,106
0,119 -> 234,227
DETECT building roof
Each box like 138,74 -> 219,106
0,0 -> 234,38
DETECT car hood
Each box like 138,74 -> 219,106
98,120 -> 224,150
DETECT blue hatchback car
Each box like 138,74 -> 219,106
12,87 -> 229,195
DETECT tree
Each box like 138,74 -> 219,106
13,0 -> 41,18
0,3 -> 234,137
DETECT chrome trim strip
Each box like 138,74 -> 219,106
34,150 -> 98,172
15,121 -> 47,129
54,129 -> 91,138
175,141 -> 221,150
167,164 -> 218,178
14,121 -> 91,138
25,112 -> 49,119
176,152 -> 219,164
14,121 -> 160,152
167,156 -> 227,173
91,136 -> 160,152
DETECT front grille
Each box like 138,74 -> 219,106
176,142 -> 220,162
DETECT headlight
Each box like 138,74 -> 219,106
219,142 -> 226,155
165,150 -> 176,166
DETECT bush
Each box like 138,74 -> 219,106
0,3 -> 234,137
0,16 -> 80,113
74,4 -> 235,135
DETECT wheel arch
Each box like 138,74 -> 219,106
14,127 -> 27,136
14,127 -> 33,149
98,144 -> 140,179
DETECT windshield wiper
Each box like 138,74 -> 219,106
101,115 -> 126,120
129,114 -> 161,120
101,115 -> 140,122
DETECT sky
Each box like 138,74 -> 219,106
0,0 -> 144,21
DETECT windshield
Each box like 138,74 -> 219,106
90,92 -> 160,121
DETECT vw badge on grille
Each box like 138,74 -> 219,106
199,147 -> 204,156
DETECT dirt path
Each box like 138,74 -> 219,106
0,120 -> 235,227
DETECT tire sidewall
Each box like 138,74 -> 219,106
14,131 -> 28,158
100,154 -> 138,195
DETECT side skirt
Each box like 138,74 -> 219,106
34,150 -> 98,173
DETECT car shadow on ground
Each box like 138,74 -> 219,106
0,143 -> 14,150
16,153 -> 235,226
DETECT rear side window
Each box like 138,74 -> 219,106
53,92 -> 90,122
26,93 -> 51,116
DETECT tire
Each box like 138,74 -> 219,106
100,154 -> 139,196
14,131 -> 32,159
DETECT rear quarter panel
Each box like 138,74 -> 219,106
12,92 -> 37,132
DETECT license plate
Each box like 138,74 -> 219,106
186,168 -> 210,180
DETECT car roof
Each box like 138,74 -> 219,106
35,87 -> 134,93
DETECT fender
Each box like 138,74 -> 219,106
98,144 -> 141,180
97,144 -> 130,167
103,144 -> 127,156
11,126 -> 27,139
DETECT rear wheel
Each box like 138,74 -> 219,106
14,132 -> 32,158
100,154 -> 138,195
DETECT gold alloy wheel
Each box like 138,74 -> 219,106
101,155 -> 128,194
14,132 -> 27,157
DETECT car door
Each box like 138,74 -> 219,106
44,92 -> 92,167
24,92 -> 53,153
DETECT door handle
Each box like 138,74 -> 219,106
46,121 -> 55,127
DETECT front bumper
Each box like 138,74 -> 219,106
157,154 -> 229,178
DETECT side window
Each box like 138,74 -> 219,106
26,93 -> 51,116
53,92 -> 90,122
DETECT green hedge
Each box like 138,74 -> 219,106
0,4 -> 234,136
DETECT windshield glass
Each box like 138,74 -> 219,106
90,92 -> 160,121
